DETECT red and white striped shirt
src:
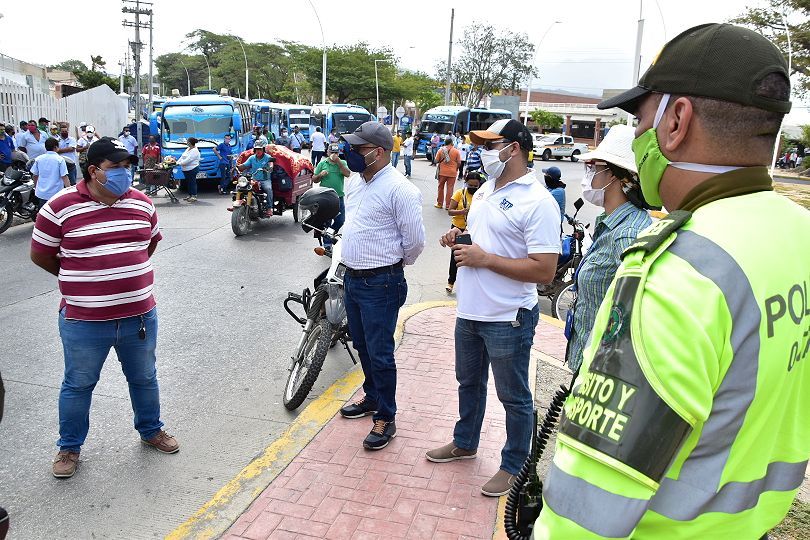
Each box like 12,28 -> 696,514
31,181 -> 162,321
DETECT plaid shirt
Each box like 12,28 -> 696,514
567,202 -> 652,370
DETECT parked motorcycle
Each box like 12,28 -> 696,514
0,165 -> 39,235
281,187 -> 352,410
537,198 -> 588,319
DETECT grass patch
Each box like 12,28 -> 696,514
771,499 -> 810,540
774,182 -> 810,210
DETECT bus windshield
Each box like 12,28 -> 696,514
162,104 -> 235,148
333,112 -> 371,134
419,121 -> 454,135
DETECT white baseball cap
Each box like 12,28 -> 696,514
578,124 -> 637,174
85,125 -> 96,133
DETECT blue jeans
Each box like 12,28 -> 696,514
403,156 -> 412,177
323,197 -> 345,249
260,179 -> 273,211
391,152 -> 400,168
219,162 -> 232,192
57,307 -> 163,452
344,268 -> 407,421
183,167 -> 199,196
66,163 -> 77,185
453,304 -> 539,474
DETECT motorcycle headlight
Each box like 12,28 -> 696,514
237,176 -> 249,188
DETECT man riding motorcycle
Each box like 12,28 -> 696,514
238,143 -> 275,217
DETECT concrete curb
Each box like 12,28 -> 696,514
165,300 -> 456,540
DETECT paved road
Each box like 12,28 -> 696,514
0,154 -> 592,538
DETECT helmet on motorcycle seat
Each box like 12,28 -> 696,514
298,186 -> 340,234
3,168 -> 23,181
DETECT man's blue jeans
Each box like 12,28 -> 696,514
344,268 -> 407,421
219,162 -> 232,192
260,180 -> 274,211
453,304 -> 539,474
323,197 -> 345,249
403,156 -> 412,177
57,307 -> 163,452
391,151 -> 400,168
66,163 -> 77,185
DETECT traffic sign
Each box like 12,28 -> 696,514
377,106 -> 388,117
395,106 -> 406,119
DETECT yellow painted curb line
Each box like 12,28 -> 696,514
540,313 -> 565,329
166,300 -> 456,540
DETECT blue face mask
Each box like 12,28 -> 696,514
345,147 -> 377,173
97,167 -> 132,197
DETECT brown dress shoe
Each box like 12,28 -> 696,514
481,469 -> 515,497
52,450 -> 80,478
141,430 -> 179,454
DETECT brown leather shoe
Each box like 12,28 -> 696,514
141,430 -> 179,454
425,442 -> 477,463
52,450 -> 80,478
481,469 -> 515,497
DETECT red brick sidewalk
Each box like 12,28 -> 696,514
224,306 -> 568,540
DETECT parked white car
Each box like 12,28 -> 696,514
534,134 -> 589,162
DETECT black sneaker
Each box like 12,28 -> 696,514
340,397 -> 378,419
363,419 -> 396,450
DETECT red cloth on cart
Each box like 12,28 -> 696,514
236,144 -> 313,178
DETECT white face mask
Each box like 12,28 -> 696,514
480,143 -> 514,180
580,168 -> 614,207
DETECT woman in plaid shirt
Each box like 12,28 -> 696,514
566,125 -> 655,371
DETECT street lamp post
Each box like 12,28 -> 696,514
374,59 -> 387,120
200,52 -> 212,90
524,20 -> 562,126
307,0 -> 327,104
179,58 -> 191,96
232,35 -> 249,101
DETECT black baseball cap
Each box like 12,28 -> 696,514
86,137 -> 132,166
469,119 -> 533,151
599,23 -> 791,114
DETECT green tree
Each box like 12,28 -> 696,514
798,124 -> 810,147
529,109 -> 564,131
90,55 -> 106,71
75,70 -> 121,93
436,22 -> 536,107
731,1 -> 810,96
48,59 -> 88,73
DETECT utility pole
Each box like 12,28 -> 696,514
123,0 -> 152,163
444,8 -> 454,106
628,0 -> 644,126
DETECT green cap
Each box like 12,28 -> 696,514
599,23 -> 791,114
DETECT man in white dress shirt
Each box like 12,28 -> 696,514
338,121 -> 426,451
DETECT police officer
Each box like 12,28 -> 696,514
534,23 -> 810,538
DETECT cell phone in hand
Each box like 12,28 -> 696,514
455,233 -> 472,245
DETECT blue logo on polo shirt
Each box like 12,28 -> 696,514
499,198 -> 513,211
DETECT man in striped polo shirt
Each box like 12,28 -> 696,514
30,137 -> 178,479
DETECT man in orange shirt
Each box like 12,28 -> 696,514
434,137 -> 461,209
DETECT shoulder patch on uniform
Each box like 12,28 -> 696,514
621,210 -> 692,260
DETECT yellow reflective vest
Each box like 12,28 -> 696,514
535,169 -> 810,539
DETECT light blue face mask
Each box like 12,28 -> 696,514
97,167 -> 132,197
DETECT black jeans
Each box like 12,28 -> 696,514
448,249 -> 458,285
311,151 -> 325,165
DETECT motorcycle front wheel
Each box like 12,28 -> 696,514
0,202 -> 13,234
551,281 -> 576,320
231,205 -> 250,236
283,317 -> 332,410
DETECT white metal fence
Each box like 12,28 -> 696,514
0,79 -> 126,139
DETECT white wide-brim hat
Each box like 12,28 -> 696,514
578,124 -> 638,174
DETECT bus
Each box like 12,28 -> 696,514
310,103 -> 374,147
150,94 -> 253,184
251,101 -> 312,145
416,106 -> 512,155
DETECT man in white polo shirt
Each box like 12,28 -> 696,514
427,119 -> 560,497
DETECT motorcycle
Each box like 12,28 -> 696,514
228,168 -> 272,236
537,198 -> 588,319
0,164 -> 39,235
282,230 -> 355,410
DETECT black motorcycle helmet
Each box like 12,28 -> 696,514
298,186 -> 340,234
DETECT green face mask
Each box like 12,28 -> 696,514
632,94 -> 743,209
631,94 -> 672,208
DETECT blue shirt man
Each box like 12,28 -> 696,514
31,140 -> 69,204
0,125 -> 15,170
290,128 -> 304,153
214,135 -> 234,194
20,124 -> 49,159
238,147 -> 274,217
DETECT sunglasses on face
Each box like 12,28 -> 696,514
483,140 -> 511,151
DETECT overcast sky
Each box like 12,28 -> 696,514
2,0 -> 808,123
